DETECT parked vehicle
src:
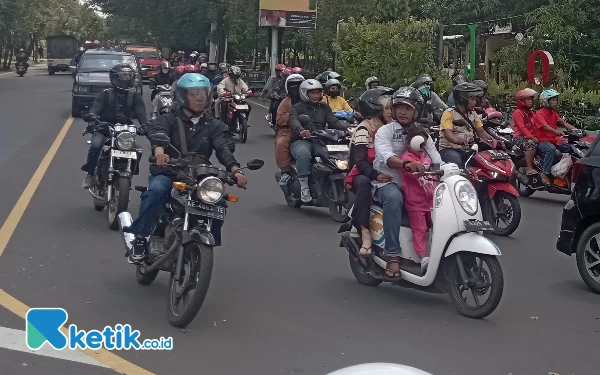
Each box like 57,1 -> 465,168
82,113 -> 142,230
340,142 -> 504,319
118,132 -> 264,327
46,35 -> 78,75
220,91 -> 253,143
557,135 -> 600,294
70,50 -> 143,117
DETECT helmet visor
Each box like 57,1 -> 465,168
180,86 -> 212,112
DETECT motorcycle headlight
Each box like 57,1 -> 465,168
454,180 -> 478,216
196,176 -> 224,204
234,94 -> 241,101
335,160 -> 349,171
116,132 -> 135,150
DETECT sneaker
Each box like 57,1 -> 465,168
81,174 -> 94,189
129,237 -> 147,264
301,187 -> 312,203
420,256 -> 430,273
278,173 -> 292,186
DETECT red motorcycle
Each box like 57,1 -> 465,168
465,137 -> 521,236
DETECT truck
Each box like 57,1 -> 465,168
46,35 -> 79,75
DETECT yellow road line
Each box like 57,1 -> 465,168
0,117 -> 157,374
0,290 -> 155,375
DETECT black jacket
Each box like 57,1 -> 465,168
146,109 -> 239,177
290,101 -> 348,143
15,53 -> 27,63
153,72 -> 174,86
89,88 -> 148,125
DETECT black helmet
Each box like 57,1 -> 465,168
358,87 -> 395,119
109,64 -> 136,91
453,82 -> 483,106
473,79 -> 488,93
391,87 -> 424,122
452,74 -> 466,87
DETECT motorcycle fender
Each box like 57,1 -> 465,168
487,182 -> 519,199
112,170 -> 131,178
328,173 -> 346,181
184,228 -> 216,246
444,233 -> 501,257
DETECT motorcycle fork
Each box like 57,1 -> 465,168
455,253 -> 470,288
174,213 -> 189,282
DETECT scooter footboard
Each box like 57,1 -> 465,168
444,233 -> 501,257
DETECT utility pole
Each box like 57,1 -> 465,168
209,21 -> 218,62
467,23 -> 477,80
270,27 -> 279,76
437,23 -> 444,67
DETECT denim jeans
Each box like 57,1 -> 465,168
375,183 -> 403,256
440,148 -> 471,169
538,141 -> 571,174
81,132 -> 106,174
127,174 -> 227,245
290,140 -> 313,178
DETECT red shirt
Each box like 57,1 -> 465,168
511,108 -> 535,138
533,107 -> 564,144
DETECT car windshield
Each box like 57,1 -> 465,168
130,50 -> 159,59
79,54 -> 137,72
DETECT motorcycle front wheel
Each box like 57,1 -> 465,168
326,180 -> 350,223
107,177 -> 131,230
446,254 -> 504,319
238,117 -> 248,143
167,241 -> 214,328
483,192 -> 521,236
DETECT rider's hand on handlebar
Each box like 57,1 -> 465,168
155,152 -> 170,166
405,162 -> 425,174
300,130 -> 311,139
556,130 -> 566,137
235,173 -> 247,189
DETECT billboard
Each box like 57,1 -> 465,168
259,0 -> 317,29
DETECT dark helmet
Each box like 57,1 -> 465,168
391,87 -> 425,122
453,82 -> 483,106
411,74 -> 434,102
473,80 -> 488,94
18,48 -> 24,53
109,64 -> 136,91
218,63 -> 229,73
358,87 -> 395,119
452,74 -> 466,87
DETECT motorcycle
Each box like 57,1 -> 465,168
466,136 -> 521,236
118,132 -> 264,327
339,140 -> 504,319
220,91 -> 253,144
16,61 -> 28,77
150,83 -> 172,120
276,114 -> 352,223
511,129 -> 592,197
82,113 -> 142,230
334,110 -> 359,125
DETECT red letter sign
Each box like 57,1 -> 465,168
527,50 -> 554,85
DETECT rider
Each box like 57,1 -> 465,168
216,65 -> 249,121
262,64 -> 286,125
410,74 -> 447,124
473,80 -> 491,114
151,61 -> 174,101
198,52 -> 209,64
170,64 -> 199,111
372,87 -> 442,277
189,52 -> 198,65
446,74 -> 466,107
199,63 -> 208,74
511,88 -> 539,176
275,74 -> 305,185
15,48 -> 28,69
289,79 -> 348,203
291,67 -> 303,75
124,73 -> 247,263
438,82 -> 492,168
533,89 -> 577,185
73,47 -> 85,66
322,79 -> 353,112
81,64 -> 148,189
365,76 -> 380,90
212,63 -> 229,86
174,50 -> 186,65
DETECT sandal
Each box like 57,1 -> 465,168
541,174 -> 551,185
359,246 -> 372,258
385,257 -> 401,278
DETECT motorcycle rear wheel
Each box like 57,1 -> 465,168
349,254 -> 382,287
107,177 -> 131,230
167,242 -> 214,328
483,192 -> 521,236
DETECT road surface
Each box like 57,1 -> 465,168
0,68 -> 598,375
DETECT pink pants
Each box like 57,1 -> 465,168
407,210 -> 431,258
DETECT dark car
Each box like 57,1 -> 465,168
557,134 -> 600,293
71,50 -> 143,118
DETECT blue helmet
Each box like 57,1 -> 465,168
176,73 -> 213,112
539,89 -> 560,108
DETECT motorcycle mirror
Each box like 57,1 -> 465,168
148,132 -> 171,147
246,159 -> 265,171
298,114 -> 311,126
83,113 -> 98,122
409,135 -> 426,153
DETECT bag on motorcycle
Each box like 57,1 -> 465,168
551,153 -> 573,178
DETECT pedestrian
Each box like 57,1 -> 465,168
38,46 -> 44,59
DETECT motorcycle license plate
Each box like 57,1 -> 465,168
235,105 -> 249,110
111,150 -> 137,159
326,144 -> 350,152
487,150 -> 511,160
186,200 -> 226,220
463,220 -> 494,232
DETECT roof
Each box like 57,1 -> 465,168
83,50 -> 134,56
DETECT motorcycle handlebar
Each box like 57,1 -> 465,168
148,156 -> 239,186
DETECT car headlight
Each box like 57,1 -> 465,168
75,85 -> 89,92
196,176 -> 224,204
335,160 -> 349,170
454,180 -> 478,215
116,132 -> 135,150
434,183 -> 446,208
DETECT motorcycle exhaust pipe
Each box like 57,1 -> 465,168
118,212 -> 135,252
515,170 -> 530,186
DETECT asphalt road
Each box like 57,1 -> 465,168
0,68 -> 599,375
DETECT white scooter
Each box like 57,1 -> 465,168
339,138 -> 504,319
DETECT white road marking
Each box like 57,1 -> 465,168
247,99 -> 269,109
0,326 -> 108,368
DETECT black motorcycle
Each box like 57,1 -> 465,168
276,114 -> 352,223
83,113 -> 142,229
220,91 -> 253,143
16,61 -> 28,77
119,132 -> 264,328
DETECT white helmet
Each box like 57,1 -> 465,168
327,363 -> 433,375
286,73 -> 305,91
299,79 -> 323,102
